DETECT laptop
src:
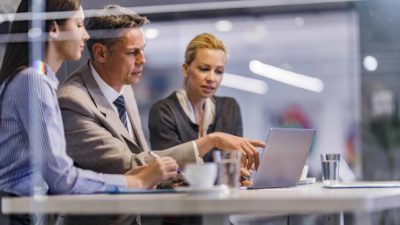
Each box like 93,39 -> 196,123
249,128 -> 316,189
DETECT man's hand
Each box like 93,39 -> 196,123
124,165 -> 148,175
125,157 -> 178,189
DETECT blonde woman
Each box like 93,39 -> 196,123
149,33 -> 243,162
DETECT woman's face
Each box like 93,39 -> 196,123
54,7 -> 89,61
184,48 -> 226,99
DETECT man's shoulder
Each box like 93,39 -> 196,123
57,67 -> 93,108
58,76 -> 86,99
58,64 -> 90,97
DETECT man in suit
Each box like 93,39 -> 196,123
57,5 -> 263,225
58,5 -> 262,180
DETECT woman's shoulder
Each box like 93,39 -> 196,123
7,67 -> 48,89
152,91 -> 180,108
150,93 -> 176,117
2,68 -> 51,104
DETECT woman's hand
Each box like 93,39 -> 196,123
240,167 -> 253,187
210,132 -> 265,169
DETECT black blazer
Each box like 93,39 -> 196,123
148,92 -> 243,161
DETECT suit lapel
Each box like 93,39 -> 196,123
123,85 -> 150,152
79,61 -> 140,150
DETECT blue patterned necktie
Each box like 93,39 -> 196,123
114,95 -> 128,129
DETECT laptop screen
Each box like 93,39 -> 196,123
250,128 -> 316,189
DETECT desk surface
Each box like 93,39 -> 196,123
3,183 -> 400,215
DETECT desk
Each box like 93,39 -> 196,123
3,183 -> 400,225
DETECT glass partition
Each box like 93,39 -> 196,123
1,0 -> 400,224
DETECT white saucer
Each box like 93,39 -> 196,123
297,177 -> 316,185
175,185 -> 227,194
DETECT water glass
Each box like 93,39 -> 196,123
320,153 -> 340,185
213,151 -> 241,193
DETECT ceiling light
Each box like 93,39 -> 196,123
215,20 -> 233,32
144,28 -> 160,39
294,17 -> 305,27
222,73 -> 268,95
244,25 -> 267,43
28,28 -> 42,38
363,55 -> 378,72
249,60 -> 324,93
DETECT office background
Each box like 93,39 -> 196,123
2,0 -> 400,224
0,0 -> 399,200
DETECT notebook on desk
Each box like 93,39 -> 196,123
323,181 -> 400,189
248,128 -> 316,189
105,188 -> 178,194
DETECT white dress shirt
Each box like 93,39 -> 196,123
90,63 -> 134,138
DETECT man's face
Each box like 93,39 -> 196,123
103,28 -> 146,90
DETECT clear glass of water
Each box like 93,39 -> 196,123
213,151 -> 241,194
320,153 -> 340,185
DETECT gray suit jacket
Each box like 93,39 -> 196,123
58,61 -> 197,174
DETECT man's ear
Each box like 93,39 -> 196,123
48,21 -> 59,40
92,43 -> 108,63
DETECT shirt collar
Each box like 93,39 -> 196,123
90,61 -> 123,103
44,64 -> 59,90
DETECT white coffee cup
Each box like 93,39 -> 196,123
184,163 -> 217,189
